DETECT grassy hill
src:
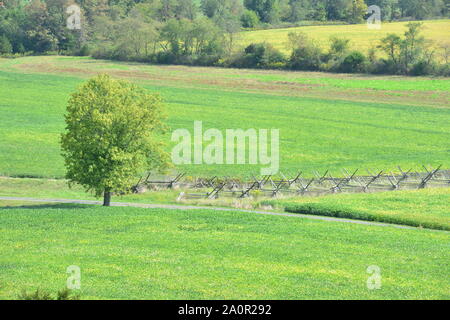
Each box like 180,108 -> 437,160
237,20 -> 450,54
0,56 -> 449,178
265,188 -> 450,231
0,204 -> 448,299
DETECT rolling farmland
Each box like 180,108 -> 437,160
0,56 -> 449,178
0,54 -> 449,300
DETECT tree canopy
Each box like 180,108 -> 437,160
61,74 -> 169,206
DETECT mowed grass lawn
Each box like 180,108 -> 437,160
0,56 -> 449,178
0,203 -> 448,300
266,188 -> 450,231
237,20 -> 450,54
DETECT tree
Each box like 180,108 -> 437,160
285,0 -> 314,22
112,12 -> 159,59
378,22 -> 427,74
211,0 -> 244,53
61,75 -> 169,206
241,9 -> 260,27
346,0 -> 367,23
368,0 -> 399,21
201,0 -> 220,18
379,33 -> 402,69
329,36 -> 350,55
400,22 -> 426,73
0,35 -> 13,54
325,0 -> 352,20
398,0 -> 445,19
244,0 -> 280,23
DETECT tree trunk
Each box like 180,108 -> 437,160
103,191 -> 112,207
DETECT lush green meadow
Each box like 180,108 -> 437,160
1,177 -> 449,231
0,203 -> 448,300
265,188 -> 450,231
237,20 -> 450,54
0,56 -> 449,178
0,55 -> 449,301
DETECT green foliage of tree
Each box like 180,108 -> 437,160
379,33 -> 402,67
0,35 -> 13,54
159,17 -> 224,57
346,0 -> 367,23
283,0 -> 313,22
0,0 -> 447,76
61,74 -> 170,206
398,0 -> 445,19
244,0 -> 280,23
241,9 -> 260,27
379,22 -> 430,74
367,0 -> 400,21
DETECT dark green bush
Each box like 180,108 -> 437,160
410,60 -> 435,76
289,45 -> 323,71
230,43 -> 286,69
340,51 -> 367,73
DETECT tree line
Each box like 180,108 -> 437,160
0,0 -> 449,75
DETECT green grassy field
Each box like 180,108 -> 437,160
0,54 -> 449,301
0,56 -> 449,178
237,20 -> 450,54
0,203 -> 448,300
265,188 -> 450,231
1,177 -> 449,231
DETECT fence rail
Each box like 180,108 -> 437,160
134,166 -> 450,200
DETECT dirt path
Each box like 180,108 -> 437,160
0,196 -> 428,231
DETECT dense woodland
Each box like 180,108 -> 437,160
0,0 -> 449,75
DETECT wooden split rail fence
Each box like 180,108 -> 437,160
134,165 -> 450,200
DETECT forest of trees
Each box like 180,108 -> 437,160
0,0 -> 449,75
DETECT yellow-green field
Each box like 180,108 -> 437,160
237,20 -> 450,54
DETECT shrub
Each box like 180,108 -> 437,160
230,43 -> 286,69
340,51 -> 367,73
91,44 -> 114,60
154,51 -> 178,64
287,32 -> 324,71
435,63 -> 450,77
410,60 -> 435,76
195,54 -> 222,66
289,44 -> 323,71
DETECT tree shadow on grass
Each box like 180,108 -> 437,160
0,203 -> 95,211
